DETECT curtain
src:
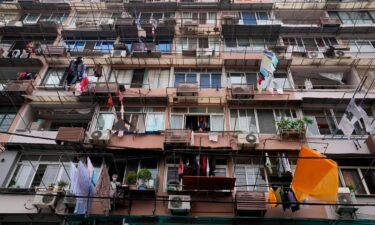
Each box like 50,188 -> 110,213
111,70 -> 132,88
15,164 -> 33,188
41,165 -> 59,187
146,113 -> 164,132
258,109 -> 276,133
170,115 -> 183,129
210,115 -> 224,131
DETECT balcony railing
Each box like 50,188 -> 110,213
84,82 -> 119,94
176,82 -> 199,96
231,84 -> 255,99
236,191 -> 267,217
320,17 -> 342,26
164,129 -> 191,145
4,80 -> 34,95
131,43 -> 161,57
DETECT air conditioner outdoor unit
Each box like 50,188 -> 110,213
196,48 -> 213,57
89,130 -> 111,144
168,195 -> 191,215
336,187 -> 358,215
6,20 -> 23,27
111,50 -> 127,57
334,50 -> 351,59
307,51 -> 324,59
237,133 -> 259,148
33,191 -> 57,209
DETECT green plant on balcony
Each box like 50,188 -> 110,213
126,171 -> 137,189
57,180 -> 68,192
276,117 -> 313,138
137,168 -> 152,190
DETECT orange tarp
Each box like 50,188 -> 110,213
291,146 -> 338,202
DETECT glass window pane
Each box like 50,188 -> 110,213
342,169 -> 366,195
211,115 -> 224,131
146,113 -> 164,132
95,113 -> 115,130
174,74 -> 185,87
170,115 -> 183,129
200,74 -> 210,88
211,74 -> 221,88
242,12 -> 256,25
186,74 -> 197,83
257,109 -> 276,133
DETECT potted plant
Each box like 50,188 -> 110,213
276,117 -> 312,139
137,168 -> 152,190
126,171 -> 137,190
57,180 -> 68,192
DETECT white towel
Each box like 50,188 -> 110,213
208,132 -> 218,142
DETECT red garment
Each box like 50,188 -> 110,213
80,76 -> 88,92
258,75 -> 264,85
178,161 -> 184,175
200,155 -> 207,176
108,94 -> 113,107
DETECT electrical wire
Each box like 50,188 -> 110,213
2,190 -> 375,207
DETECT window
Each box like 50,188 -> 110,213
110,69 -> 170,88
235,158 -> 268,192
177,37 -> 220,52
282,37 -> 339,52
42,68 -> 65,86
339,167 -> 375,195
170,107 -> 225,132
230,109 -> 257,133
273,73 -> 291,89
240,12 -> 270,25
349,40 -> 375,54
0,12 -> 18,24
329,11 -> 374,25
9,155 -> 70,189
95,113 -> 115,131
0,110 -> 16,132
257,109 -> 277,134
174,68 -> 222,88
227,72 -> 257,87
38,13 -> 68,24
182,12 -> 216,25
65,41 -> 85,52
121,158 -> 159,188
117,107 -> 165,133
224,38 -> 269,52
23,13 -> 41,24
164,156 -> 227,191
94,41 -> 114,52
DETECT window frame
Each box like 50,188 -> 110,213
174,68 -> 222,88
0,110 -> 16,132
339,167 -> 375,196
170,107 -> 225,132
42,68 -> 66,87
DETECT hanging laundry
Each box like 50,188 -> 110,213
347,98 -> 362,123
281,153 -> 292,175
338,114 -> 354,137
195,155 -> 200,176
69,162 -> 78,193
87,157 -> 97,186
190,130 -> 194,146
277,153 -> 283,177
281,188 -> 290,211
200,155 -> 207,176
268,187 -> 278,208
291,146 -> 338,202
209,156 -> 216,177
80,76 -> 89,92
108,94 -> 113,107
288,188 -> 300,212
74,161 -> 91,214
264,153 -> 272,175
94,65 -> 103,78
178,159 -> 184,181
95,161 -> 111,213
274,187 -> 282,206
208,132 -> 218,142
358,106 -> 373,133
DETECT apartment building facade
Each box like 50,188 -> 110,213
0,0 -> 374,224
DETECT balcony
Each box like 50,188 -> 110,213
230,84 -> 255,99
5,80 -> 34,95
164,129 -> 191,145
320,17 -> 341,27
131,42 -> 161,58
176,83 -> 199,96
82,82 -> 119,96
182,176 -> 236,191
